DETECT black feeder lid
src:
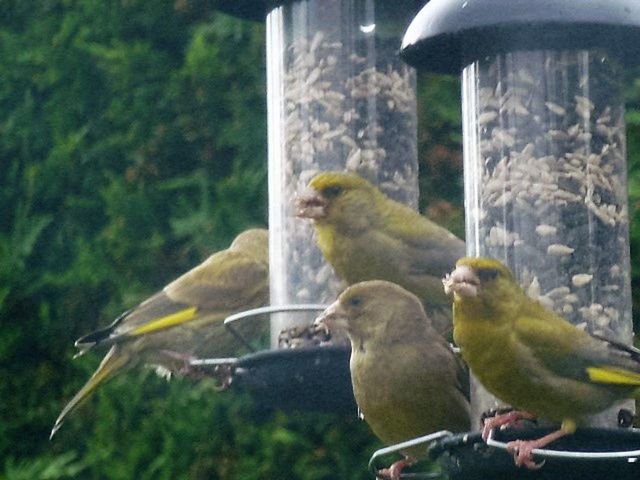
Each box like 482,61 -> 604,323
400,0 -> 640,74
428,427 -> 640,480
232,345 -> 357,415
215,0 -> 428,24
215,0 -> 267,21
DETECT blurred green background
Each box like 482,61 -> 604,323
2,1 -> 640,479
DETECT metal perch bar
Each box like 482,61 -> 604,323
189,357 -> 238,366
368,430 -> 454,478
223,304 -> 329,352
486,428 -> 640,461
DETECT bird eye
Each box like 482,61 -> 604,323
322,186 -> 343,198
477,268 -> 500,282
348,296 -> 362,307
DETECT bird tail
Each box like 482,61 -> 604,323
50,346 -> 130,439
73,309 -> 131,358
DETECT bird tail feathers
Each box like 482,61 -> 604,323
50,346 -> 130,439
73,309 -> 133,357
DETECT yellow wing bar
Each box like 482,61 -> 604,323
587,366 -> 640,385
130,307 -> 198,336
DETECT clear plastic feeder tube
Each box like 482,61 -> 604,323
267,0 -> 419,346
462,49 -> 633,424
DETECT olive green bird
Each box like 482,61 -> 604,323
315,280 -> 470,479
51,228 -> 269,438
444,257 -> 640,469
296,171 -> 464,336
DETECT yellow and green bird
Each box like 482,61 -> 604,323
444,257 -> 640,468
51,228 -> 269,438
316,280 -> 470,479
297,171 -> 465,336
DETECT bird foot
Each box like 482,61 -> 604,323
505,440 -> 546,469
376,457 -> 416,480
503,425 -> 570,469
160,350 -> 211,380
206,363 -> 236,391
481,409 -> 536,441
182,357 -> 236,391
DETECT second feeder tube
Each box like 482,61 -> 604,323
462,49 -> 633,424
267,0 -> 420,346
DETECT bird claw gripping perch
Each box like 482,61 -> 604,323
187,357 -> 238,390
481,409 -> 537,441
368,431 -> 454,480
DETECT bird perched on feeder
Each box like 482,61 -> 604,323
296,171 -> 465,336
315,280 -> 470,480
444,257 -> 640,469
51,228 -> 269,438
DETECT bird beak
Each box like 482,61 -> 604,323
443,265 -> 480,298
314,300 -> 349,332
295,187 -> 327,220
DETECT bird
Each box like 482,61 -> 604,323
296,171 -> 465,337
315,280 -> 470,479
51,228 -> 269,438
444,257 -> 640,469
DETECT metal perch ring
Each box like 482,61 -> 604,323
223,304 -> 329,352
368,430 -> 454,478
485,427 -> 640,461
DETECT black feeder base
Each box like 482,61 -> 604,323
231,345 -> 357,415
429,427 -> 640,480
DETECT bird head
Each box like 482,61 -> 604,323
295,171 -> 378,232
315,280 -> 430,347
443,257 -> 516,303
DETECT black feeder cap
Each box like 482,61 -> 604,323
400,0 -> 640,74
214,0 -> 323,22
232,345 -> 357,415
216,0 -> 427,24
215,0 -> 268,21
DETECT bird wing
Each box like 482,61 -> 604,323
512,309 -> 640,387
164,250 -> 268,310
405,234 -> 465,279
582,334 -> 640,385
75,250 -> 267,351
383,204 -> 465,278
74,291 -> 199,353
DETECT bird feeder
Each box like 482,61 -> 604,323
264,0 -> 422,344
399,0 -> 640,476
210,0 -> 424,413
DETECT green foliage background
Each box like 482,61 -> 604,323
2,1 -> 640,479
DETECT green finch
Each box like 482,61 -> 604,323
296,171 -> 464,336
51,228 -> 269,438
444,257 -> 640,468
315,280 -> 470,479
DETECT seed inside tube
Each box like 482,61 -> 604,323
572,274 -> 593,287
278,28 -> 420,346
546,286 -> 571,300
478,111 -> 498,124
535,224 -> 557,236
471,53 -> 628,345
527,276 -> 541,299
545,101 -> 566,116
547,244 -> 575,256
